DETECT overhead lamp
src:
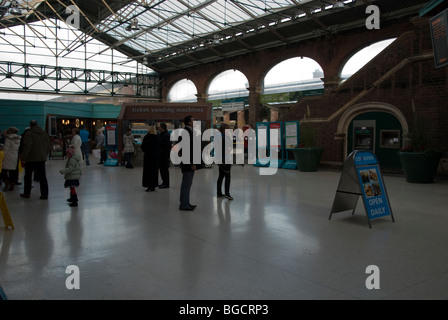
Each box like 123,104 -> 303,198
213,34 -> 220,44
9,0 -> 22,16
332,1 -> 345,11
125,18 -> 140,31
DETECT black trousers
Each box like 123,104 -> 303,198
159,160 -> 170,186
24,161 -> 48,196
217,164 -> 231,196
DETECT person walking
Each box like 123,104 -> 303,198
179,115 -> 199,211
60,147 -> 81,207
158,123 -> 171,189
79,125 -> 90,166
1,127 -> 21,191
20,120 -> 50,199
95,128 -> 106,164
122,127 -> 135,168
217,123 -> 233,200
70,127 -> 82,163
141,126 -> 159,192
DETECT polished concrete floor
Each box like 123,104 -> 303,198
1,159 -> 448,300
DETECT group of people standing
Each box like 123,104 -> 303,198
1,117 -> 236,212
131,123 -> 171,192
178,116 -> 234,211
0,120 -> 50,200
123,116 -> 234,211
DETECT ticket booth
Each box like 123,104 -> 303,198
117,102 -> 213,166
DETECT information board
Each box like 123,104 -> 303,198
269,122 -> 282,149
354,152 -> 392,221
282,121 -> 299,169
430,9 -> 448,68
254,122 -> 269,167
269,122 -> 284,168
284,121 -> 299,149
329,151 -> 394,228
104,124 -> 119,166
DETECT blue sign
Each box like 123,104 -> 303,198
355,153 -> 392,220
330,150 -> 394,228
354,151 -> 377,166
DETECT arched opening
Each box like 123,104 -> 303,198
207,69 -> 249,127
338,102 -> 408,170
341,39 -> 396,81
262,57 -> 324,122
167,79 -> 198,102
263,57 -> 324,96
207,69 -> 249,100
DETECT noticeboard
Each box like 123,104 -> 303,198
329,151 -> 394,228
284,121 -> 299,149
282,121 -> 299,169
430,8 -> 448,68
269,122 -> 282,149
104,124 -> 119,166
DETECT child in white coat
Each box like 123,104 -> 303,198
60,148 -> 82,207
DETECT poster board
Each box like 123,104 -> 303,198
329,151 -> 394,228
269,122 -> 284,169
254,122 -> 269,167
282,121 -> 299,169
430,8 -> 448,68
104,124 -> 119,166
50,138 -> 64,159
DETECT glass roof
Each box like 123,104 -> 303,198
98,0 -> 313,54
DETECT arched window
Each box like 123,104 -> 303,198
263,57 -> 324,95
207,69 -> 248,101
341,39 -> 396,80
167,79 -> 198,102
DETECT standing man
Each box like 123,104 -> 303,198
179,115 -> 198,211
20,120 -> 50,199
79,125 -> 90,166
95,128 -> 106,164
158,123 -> 171,189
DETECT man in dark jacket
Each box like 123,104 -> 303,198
158,123 -> 171,189
179,115 -> 198,211
20,120 -> 50,199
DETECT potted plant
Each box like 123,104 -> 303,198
399,111 -> 443,183
292,122 -> 324,172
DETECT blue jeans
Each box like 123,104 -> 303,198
81,142 -> 90,165
179,171 -> 195,209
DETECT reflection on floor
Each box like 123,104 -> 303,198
1,160 -> 448,300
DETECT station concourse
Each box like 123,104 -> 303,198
1,161 -> 447,300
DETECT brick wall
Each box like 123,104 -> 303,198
278,17 -> 448,167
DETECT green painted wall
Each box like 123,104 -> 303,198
0,99 -> 121,134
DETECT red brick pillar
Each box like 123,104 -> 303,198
247,85 -> 262,126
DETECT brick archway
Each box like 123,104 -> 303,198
337,102 -> 409,158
